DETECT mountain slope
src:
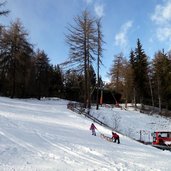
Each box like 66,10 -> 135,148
0,97 -> 171,171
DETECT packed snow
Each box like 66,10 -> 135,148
91,104 -> 171,142
0,96 -> 171,171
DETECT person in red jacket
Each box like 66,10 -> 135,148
90,123 -> 97,136
112,132 -> 120,144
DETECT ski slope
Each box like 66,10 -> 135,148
0,97 -> 171,171
91,105 -> 171,142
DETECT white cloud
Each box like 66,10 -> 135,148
94,4 -> 104,18
114,21 -> 133,50
151,0 -> 171,42
151,1 -> 171,24
156,27 -> 171,41
85,0 -> 92,4
122,21 -> 133,32
115,32 -> 126,47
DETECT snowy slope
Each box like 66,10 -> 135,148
91,106 -> 171,142
0,97 -> 171,171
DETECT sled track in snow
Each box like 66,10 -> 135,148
33,131 -> 127,170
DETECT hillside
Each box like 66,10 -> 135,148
90,105 -> 171,142
0,97 -> 171,171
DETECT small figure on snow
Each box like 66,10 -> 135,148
112,131 -> 120,144
90,123 -> 97,136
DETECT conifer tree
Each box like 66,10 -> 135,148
0,19 -> 33,98
153,50 -> 171,112
134,39 -> 149,105
129,49 -> 136,105
34,49 -> 50,100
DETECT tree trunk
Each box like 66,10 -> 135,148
157,78 -> 162,113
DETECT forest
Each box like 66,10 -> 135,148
0,2 -> 171,114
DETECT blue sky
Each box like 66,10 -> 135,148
1,0 -> 171,81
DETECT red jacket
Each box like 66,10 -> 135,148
112,132 -> 119,139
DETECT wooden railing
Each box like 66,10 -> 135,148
67,102 -> 113,130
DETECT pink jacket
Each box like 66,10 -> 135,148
90,123 -> 96,130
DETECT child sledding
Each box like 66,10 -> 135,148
90,123 -> 97,136
100,132 -> 120,144
112,131 -> 120,144
90,123 -> 120,144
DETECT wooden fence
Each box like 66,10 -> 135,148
67,102 -> 113,130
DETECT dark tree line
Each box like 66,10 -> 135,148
0,4 -> 118,108
109,39 -> 171,114
1,3 -> 171,114
0,13 -> 102,104
0,18 -> 65,99
0,18 -> 100,102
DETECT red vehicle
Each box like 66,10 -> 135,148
151,131 -> 171,150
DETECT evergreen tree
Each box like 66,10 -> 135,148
64,70 -> 84,102
34,49 -> 50,100
0,19 -> 33,98
153,50 -> 171,112
49,65 -> 64,97
148,61 -> 155,108
134,39 -> 149,105
129,49 -> 137,105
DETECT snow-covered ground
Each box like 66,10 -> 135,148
91,105 -> 171,142
0,96 -> 171,171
